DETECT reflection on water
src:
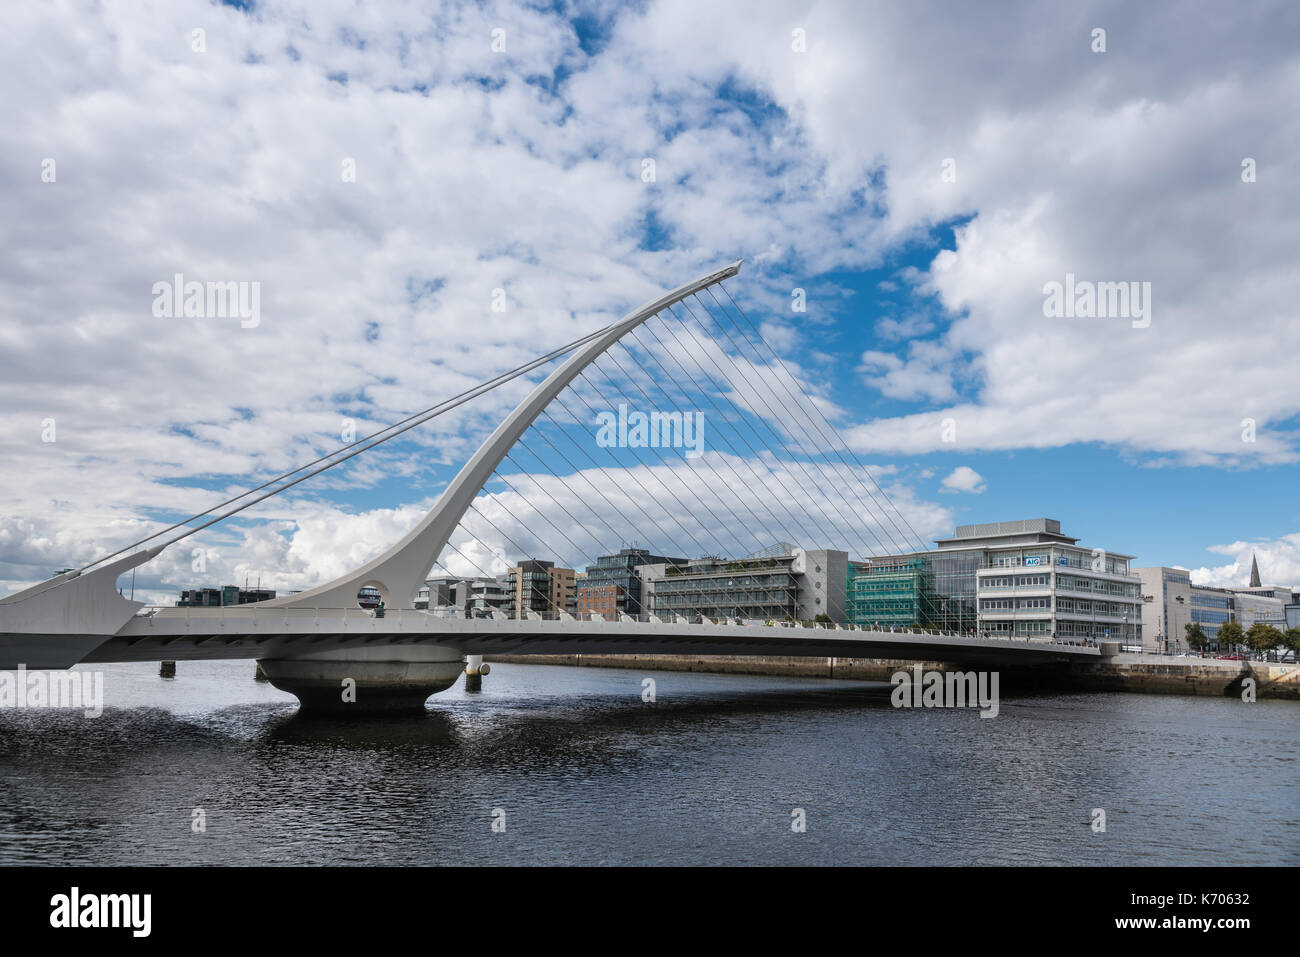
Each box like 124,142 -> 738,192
0,661 -> 1295,865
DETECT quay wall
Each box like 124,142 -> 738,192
483,652 -> 1300,699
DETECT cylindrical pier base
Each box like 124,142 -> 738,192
159,660 -> 176,678
257,645 -> 465,715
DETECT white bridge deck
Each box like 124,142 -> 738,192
52,606 -> 1108,668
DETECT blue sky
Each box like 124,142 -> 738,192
2,0 -> 1298,602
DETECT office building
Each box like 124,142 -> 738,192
415,575 -> 510,616
848,551 -> 977,632
849,519 -> 1142,644
504,560 -> 575,619
575,581 -> 623,620
177,585 -> 276,607
580,547 -> 687,619
415,576 -> 462,610
1188,584 -> 1232,644
847,555 -> 939,629
1232,590 -> 1288,630
1233,552 -> 1292,628
1136,567 -> 1192,654
644,545 -> 847,622
1137,551 -> 1295,652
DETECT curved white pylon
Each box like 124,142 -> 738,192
268,260 -> 743,610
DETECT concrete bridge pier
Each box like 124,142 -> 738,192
257,644 -> 464,714
464,654 -> 489,691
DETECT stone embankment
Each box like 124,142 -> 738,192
484,652 -> 1300,699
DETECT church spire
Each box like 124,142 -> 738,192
1249,552 -> 1262,588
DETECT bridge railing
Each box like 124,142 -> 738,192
129,603 -> 1096,650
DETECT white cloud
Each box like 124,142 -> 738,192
873,312 -> 937,343
940,466 -> 986,495
615,1 -> 1300,466
1189,534 -> 1300,590
858,341 -> 958,403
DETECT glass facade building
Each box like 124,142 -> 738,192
847,519 -> 1141,643
581,548 -> 686,618
847,556 -> 952,629
1189,588 -> 1231,639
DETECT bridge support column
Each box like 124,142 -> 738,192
464,654 -> 488,691
258,645 -> 464,715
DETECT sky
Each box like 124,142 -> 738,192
2,0 -> 1298,606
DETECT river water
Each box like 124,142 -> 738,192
0,660 -> 1295,866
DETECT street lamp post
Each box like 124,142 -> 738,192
1173,594 -> 1186,655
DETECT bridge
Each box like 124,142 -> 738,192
1,260 -> 1106,711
